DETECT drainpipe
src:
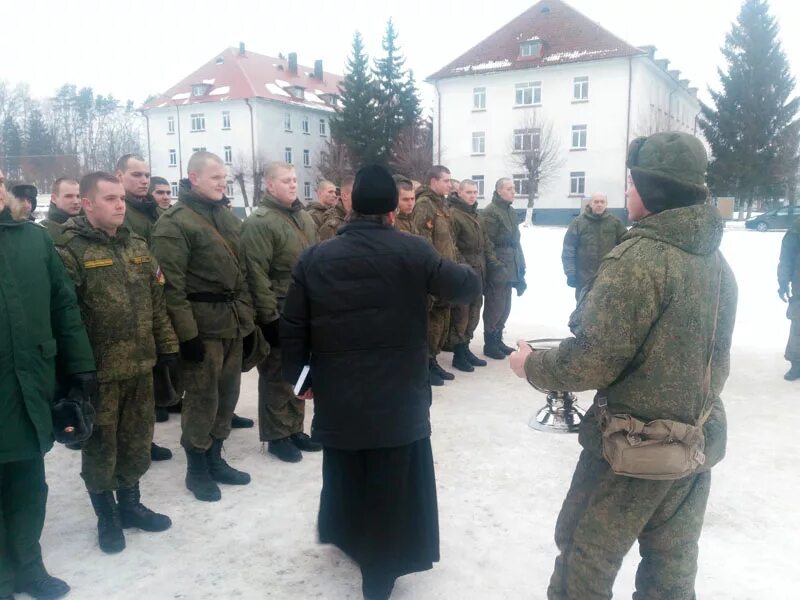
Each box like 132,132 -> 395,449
176,104 -> 183,178
245,98 -> 257,214
143,111 -> 151,165
434,80 -> 442,163
624,56 -> 633,215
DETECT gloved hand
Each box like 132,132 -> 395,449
566,275 -> 577,288
52,371 -> 98,444
515,281 -> 527,297
180,337 -> 206,363
260,319 -> 280,348
779,284 -> 791,302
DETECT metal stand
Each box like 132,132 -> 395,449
528,391 -> 585,434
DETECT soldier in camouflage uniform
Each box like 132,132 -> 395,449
514,132 -> 738,599
305,179 -> 338,231
56,172 -> 179,555
561,193 -> 627,299
393,175 -> 418,235
481,178 -> 526,359
318,175 -> 354,241
152,152 -> 255,502
411,165 -> 459,386
778,217 -> 800,379
448,179 -> 502,372
242,162 -> 321,463
40,177 -> 81,239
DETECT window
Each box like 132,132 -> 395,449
513,128 -> 540,153
473,87 -> 486,110
573,76 -> 589,101
284,113 -> 292,131
515,82 -> 541,106
303,149 -> 310,167
191,84 -> 210,97
302,116 -> 310,134
319,119 -> 327,136
304,181 -> 312,200
570,172 -> 586,195
190,113 -> 205,132
571,125 -> 587,149
520,40 -> 542,57
224,146 -> 232,165
167,116 -> 175,134
285,147 -> 293,164
226,181 -> 235,197
168,149 -> 177,166
513,174 -> 530,196
471,132 -> 485,154
472,175 -> 485,198
191,146 -> 207,153
222,111 -> 231,129
170,181 -> 178,196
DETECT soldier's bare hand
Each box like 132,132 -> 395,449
296,388 -> 314,401
509,340 -> 533,379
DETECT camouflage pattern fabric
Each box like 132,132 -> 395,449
448,295 -> 482,346
561,205 -> 627,294
304,201 -> 331,231
483,282 -> 513,335
395,212 -> 417,235
410,186 -> 457,261
257,346 -> 304,441
428,305 -> 451,358
317,201 -> 347,241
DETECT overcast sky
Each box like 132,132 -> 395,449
2,0 -> 799,110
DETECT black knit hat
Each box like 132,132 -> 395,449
352,165 -> 398,215
12,184 -> 38,211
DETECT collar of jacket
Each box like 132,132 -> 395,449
62,216 -> 131,244
261,193 -> 303,213
125,193 -> 159,218
178,188 -> 228,214
0,206 -> 24,228
627,204 -> 723,256
47,203 -> 76,224
449,196 -> 478,215
396,210 -> 413,221
338,219 -> 392,235
491,191 -> 514,210
583,204 -> 609,221
416,185 -> 446,205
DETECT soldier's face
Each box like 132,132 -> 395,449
318,183 -> 337,206
498,181 -> 515,202
117,158 -> 151,197
430,174 -> 451,196
16,198 -> 33,219
152,184 -> 172,209
53,182 -> 82,216
626,174 -> 649,221
458,184 -> 478,205
84,181 -> 126,233
190,160 -> 227,202
267,168 -> 297,205
590,195 -> 608,215
397,189 -> 415,215
340,183 -> 353,212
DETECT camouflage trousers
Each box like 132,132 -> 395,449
82,374 -> 154,493
548,450 -> 710,600
483,282 -> 513,335
180,337 -> 242,452
448,294 -> 482,347
258,345 -> 304,441
785,301 -> 800,362
428,304 -> 451,358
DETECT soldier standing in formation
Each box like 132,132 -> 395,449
10,185 -> 37,221
393,175 -> 417,235
778,217 -> 800,380
152,152 -> 255,502
561,192 -> 627,299
41,177 -> 81,239
447,179 -> 502,372
318,175 -> 353,240
149,176 -> 173,210
56,172 -> 178,554
242,162 -> 321,463
305,179 -> 338,230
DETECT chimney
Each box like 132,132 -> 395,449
314,59 -> 323,80
239,42 -> 246,56
288,52 -> 298,75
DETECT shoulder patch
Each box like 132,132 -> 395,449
604,237 -> 642,260
131,255 -> 151,264
84,258 -> 114,269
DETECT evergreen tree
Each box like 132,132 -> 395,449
699,0 -> 799,216
1,116 -> 23,179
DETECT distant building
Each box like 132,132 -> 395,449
427,0 -> 701,224
141,44 -> 343,214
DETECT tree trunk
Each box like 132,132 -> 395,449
524,189 -> 535,227
746,197 -> 754,220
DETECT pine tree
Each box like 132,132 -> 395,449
1,116 -> 23,180
699,0 -> 799,217
330,30 -> 380,169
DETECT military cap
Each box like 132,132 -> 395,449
12,184 -> 38,211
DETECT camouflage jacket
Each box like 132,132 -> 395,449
449,195 -> 502,285
151,189 -> 255,341
318,200 -> 347,241
481,193 -> 525,285
395,211 -> 417,235
123,194 -> 163,245
525,204 -> 738,465
41,204 -> 74,239
56,217 -> 178,383
411,186 -> 456,261
561,205 -> 627,290
242,193 -> 318,324
304,201 -> 331,230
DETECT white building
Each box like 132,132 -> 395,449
427,0 -> 701,224
141,44 -> 343,215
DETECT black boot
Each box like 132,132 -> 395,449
497,332 -> 515,356
116,482 -> 171,532
155,406 -> 169,423
464,345 -> 487,367
452,344 -> 475,372
433,357 -> 455,380
483,332 -> 506,360
231,413 -> 254,429
429,360 -> 444,386
785,362 -> 800,381
207,439 -> 251,485
268,437 -> 303,463
361,568 -> 395,600
150,442 -> 172,461
88,491 -> 126,554
290,432 -> 322,452
14,573 -> 70,600
166,400 -> 182,414
184,449 -> 221,502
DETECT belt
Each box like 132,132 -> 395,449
187,291 -> 237,303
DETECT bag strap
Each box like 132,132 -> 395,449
697,252 -> 723,427
268,206 -> 312,248
183,204 -> 238,262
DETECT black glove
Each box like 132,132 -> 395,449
779,284 -> 790,302
515,281 -> 527,297
52,372 -> 98,444
180,337 -> 206,363
260,319 -> 280,348
566,275 -> 577,288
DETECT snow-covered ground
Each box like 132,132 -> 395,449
36,225 -> 799,599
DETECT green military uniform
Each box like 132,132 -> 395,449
481,192 -> 526,338
318,200 -> 347,241
242,193 -> 317,441
395,211 -> 417,235
561,204 -> 627,297
778,218 -> 800,368
56,217 -> 178,492
411,186 -> 458,358
525,133 -> 738,600
0,207 -> 95,595
151,189 -> 255,452
447,196 -> 501,347
123,193 -> 163,245
40,204 -> 75,239
305,201 -> 332,231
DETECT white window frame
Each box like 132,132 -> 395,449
513,174 -> 530,196
570,172 -> 586,196
190,113 -> 205,132
513,128 -> 540,153
168,149 -> 177,166
303,181 -> 312,200
285,147 -> 293,164
284,113 -> 292,131
222,111 -> 231,129
302,116 -> 310,134
226,181 -> 235,197
319,119 -> 327,136
224,146 -> 233,165
303,149 -> 311,167
471,131 -> 485,155
473,87 -> 486,110
515,82 -> 541,106
573,76 -> 589,101
520,41 -> 542,57
170,181 -> 178,196
472,175 -> 485,198
167,116 -> 175,134
571,125 -> 587,149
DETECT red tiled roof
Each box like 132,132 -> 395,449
427,0 -> 644,80
142,47 -> 343,111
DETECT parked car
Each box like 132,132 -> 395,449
745,207 -> 799,231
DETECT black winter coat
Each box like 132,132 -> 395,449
280,220 -> 480,449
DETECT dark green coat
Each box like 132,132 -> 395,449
526,204 -> 738,465
561,206 -> 627,291
40,204 -> 74,239
395,212 -> 418,235
411,186 -> 457,261
449,196 -> 502,285
56,217 -> 178,383
318,200 -> 347,241
304,201 -> 331,230
0,208 -> 95,463
480,192 -> 526,285
123,194 -> 163,245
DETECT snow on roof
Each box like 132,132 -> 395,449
265,83 -> 291,97
453,60 -> 513,73
304,91 -> 324,103
542,49 -> 614,62
209,86 -> 230,96
171,92 -> 190,100
202,78 -> 216,85
275,79 -> 291,88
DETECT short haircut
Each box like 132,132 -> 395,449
52,176 -> 79,196
149,176 -> 170,192
317,179 -> 335,191
393,174 -> 414,192
80,172 -> 120,199
340,174 -> 355,189
424,165 -> 450,185
264,161 -> 295,180
495,177 -> 512,191
115,154 -> 146,173
187,151 -> 224,175
459,179 -> 478,190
